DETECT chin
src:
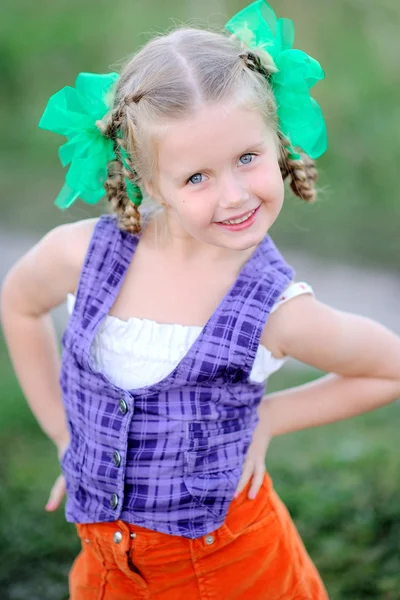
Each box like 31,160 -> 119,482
219,219 -> 273,248
215,232 -> 265,252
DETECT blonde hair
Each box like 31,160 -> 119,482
100,28 -> 318,234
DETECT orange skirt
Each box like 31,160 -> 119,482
69,474 -> 328,599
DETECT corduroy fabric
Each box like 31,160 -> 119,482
69,474 -> 329,599
60,215 -> 294,538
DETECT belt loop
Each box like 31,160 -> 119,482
117,519 -> 131,537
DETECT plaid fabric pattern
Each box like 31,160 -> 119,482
60,215 -> 294,538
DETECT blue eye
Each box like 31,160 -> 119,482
239,153 -> 255,165
188,173 -> 204,185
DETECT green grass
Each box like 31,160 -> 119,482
0,340 -> 78,600
1,335 -> 400,598
267,408 -> 400,599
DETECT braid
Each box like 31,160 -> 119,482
239,51 -> 273,80
96,103 -> 142,234
96,103 -> 125,140
278,133 -> 318,202
238,51 -> 318,202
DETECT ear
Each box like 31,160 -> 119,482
143,179 -> 169,207
143,179 -> 156,199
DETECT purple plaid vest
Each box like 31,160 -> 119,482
60,215 -> 294,538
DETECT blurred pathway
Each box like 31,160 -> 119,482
1,229 -> 399,335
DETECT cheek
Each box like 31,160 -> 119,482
177,189 -> 217,225
274,172 -> 285,202
253,162 -> 284,202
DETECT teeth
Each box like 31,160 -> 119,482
221,208 -> 256,225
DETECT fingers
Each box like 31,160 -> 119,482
234,459 -> 253,498
248,462 -> 265,500
45,474 -> 66,512
234,459 -> 266,500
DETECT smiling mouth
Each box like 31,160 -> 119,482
217,208 -> 258,225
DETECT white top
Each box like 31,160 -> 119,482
67,281 -> 313,389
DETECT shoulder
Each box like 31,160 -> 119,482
1,218 -> 99,315
45,217 -> 99,264
38,217 -> 99,285
261,282 -> 315,358
44,216 -> 98,244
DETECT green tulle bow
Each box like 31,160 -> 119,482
39,72 -> 142,209
225,0 -> 327,160
39,2 -> 326,210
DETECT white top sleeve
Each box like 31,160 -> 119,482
271,281 -> 314,314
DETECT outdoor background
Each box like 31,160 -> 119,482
0,0 -> 399,598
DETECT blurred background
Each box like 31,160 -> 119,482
0,0 -> 399,598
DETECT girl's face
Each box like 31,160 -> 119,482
146,101 -> 284,253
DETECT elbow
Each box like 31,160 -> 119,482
0,271 -> 13,324
0,267 -> 28,328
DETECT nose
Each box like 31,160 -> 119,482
218,172 -> 248,209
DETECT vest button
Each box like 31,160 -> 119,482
119,399 -> 128,415
112,450 -> 121,467
113,531 -> 123,544
110,493 -> 119,509
205,535 -> 215,545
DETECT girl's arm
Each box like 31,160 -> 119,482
0,220 -> 96,452
236,294 -> 400,499
260,294 -> 400,436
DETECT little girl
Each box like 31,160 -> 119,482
1,1 -> 400,598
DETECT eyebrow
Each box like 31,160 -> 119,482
172,140 -> 267,183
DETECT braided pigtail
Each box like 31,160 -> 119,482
97,104 -> 142,234
239,50 -> 318,202
278,133 -> 318,202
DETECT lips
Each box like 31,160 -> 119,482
217,207 -> 257,225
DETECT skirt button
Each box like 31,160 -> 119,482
113,531 -> 123,544
205,534 -> 215,545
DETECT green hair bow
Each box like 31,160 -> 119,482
225,0 -> 327,160
39,72 -> 142,209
